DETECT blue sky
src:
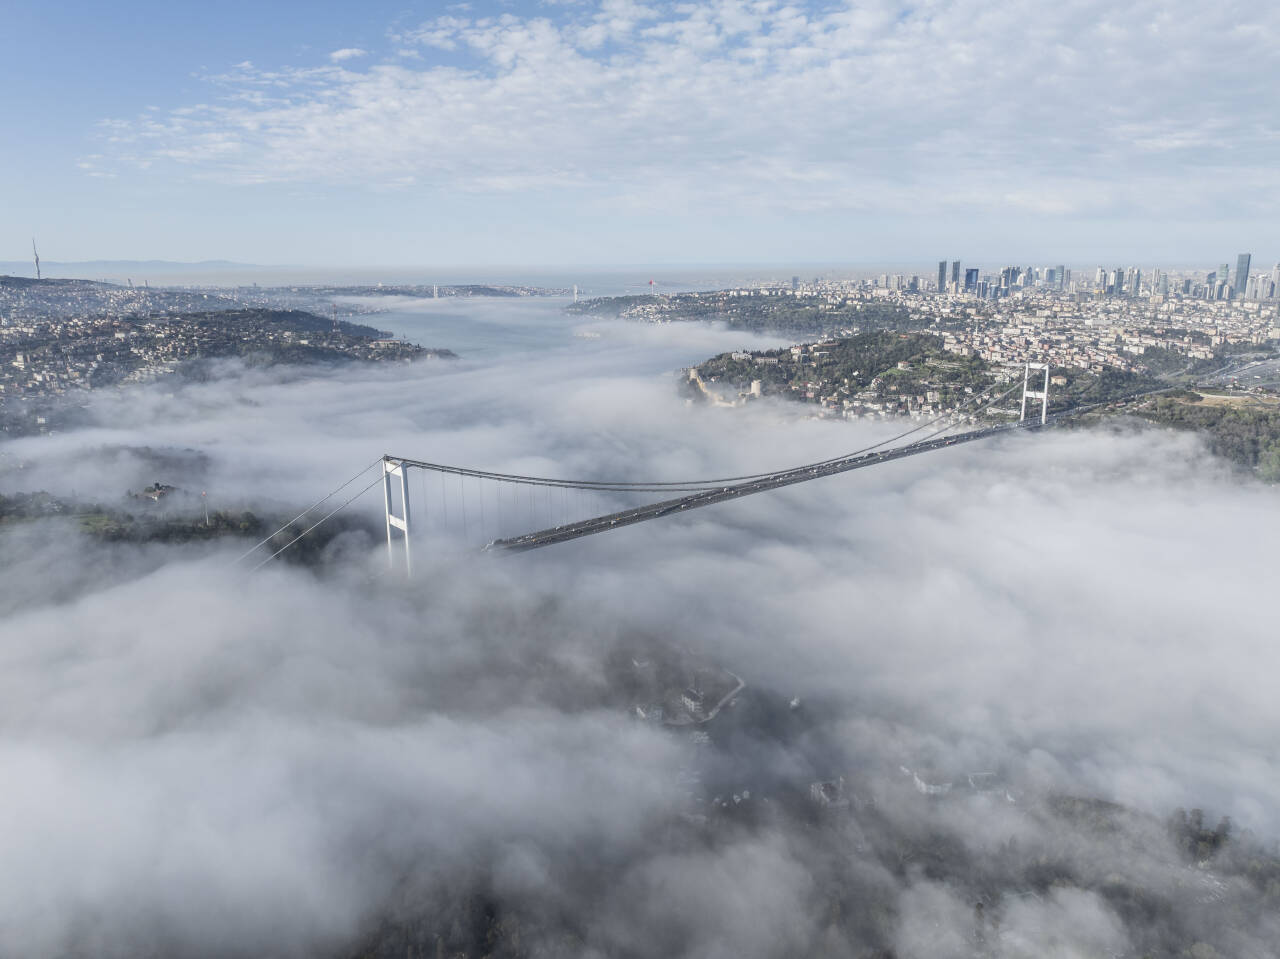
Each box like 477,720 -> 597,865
4,0 -> 1277,268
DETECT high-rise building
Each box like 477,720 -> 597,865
951,260 -> 961,292
964,268 -> 979,292
1121,267 -> 1141,297
937,261 -> 947,293
1235,254 -> 1251,296
1055,265 -> 1066,290
1111,268 -> 1124,295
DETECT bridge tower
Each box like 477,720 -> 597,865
1020,362 -> 1051,425
382,456 -> 413,575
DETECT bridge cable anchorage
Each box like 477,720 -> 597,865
251,473 -> 385,572
233,457 -> 383,566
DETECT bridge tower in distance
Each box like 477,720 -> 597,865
1020,362 -> 1051,425
382,456 -> 413,575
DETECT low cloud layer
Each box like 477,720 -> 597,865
2,300 -> 1277,955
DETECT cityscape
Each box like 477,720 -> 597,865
909,253 -> 1270,302
9,255 -> 1278,439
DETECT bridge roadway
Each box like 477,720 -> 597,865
485,418 -> 1045,553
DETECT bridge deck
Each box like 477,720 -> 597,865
485,420 -> 1041,552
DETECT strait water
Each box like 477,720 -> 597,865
340,292 -> 791,371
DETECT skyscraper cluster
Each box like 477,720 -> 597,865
892,254 -> 1275,301
929,261 -> 1068,298
1076,254 -> 1272,301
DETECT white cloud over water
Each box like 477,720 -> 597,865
2,301 -> 1278,955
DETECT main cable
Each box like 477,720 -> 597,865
389,379 -> 1025,492
258,379 -> 1171,564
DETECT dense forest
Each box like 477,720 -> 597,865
696,332 -> 966,390
692,329 -> 1280,480
1131,393 -> 1280,479
0,488 -> 375,560
570,292 -> 924,338
694,332 -> 1168,421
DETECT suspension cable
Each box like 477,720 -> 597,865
233,457 -> 383,564
250,474 -> 385,571
388,379 -> 1024,492
243,379 -> 1171,567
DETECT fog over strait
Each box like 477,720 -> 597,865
1,299 -> 1277,958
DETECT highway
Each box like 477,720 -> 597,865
485,418 -> 1044,553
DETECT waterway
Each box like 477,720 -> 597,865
338,292 -> 791,373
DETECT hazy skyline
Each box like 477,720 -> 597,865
6,0 -> 1278,268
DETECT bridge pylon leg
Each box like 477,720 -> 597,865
383,456 -> 412,576
1020,362 -> 1051,425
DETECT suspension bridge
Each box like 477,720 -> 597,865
240,363 -> 1069,574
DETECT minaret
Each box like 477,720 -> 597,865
32,238 -> 40,280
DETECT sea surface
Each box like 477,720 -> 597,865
340,292 -> 791,370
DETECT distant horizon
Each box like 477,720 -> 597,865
4,253 -> 1273,284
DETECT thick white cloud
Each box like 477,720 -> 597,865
92,0 -> 1280,224
3,300 -> 1279,954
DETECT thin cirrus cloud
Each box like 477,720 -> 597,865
90,0 -> 1279,220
